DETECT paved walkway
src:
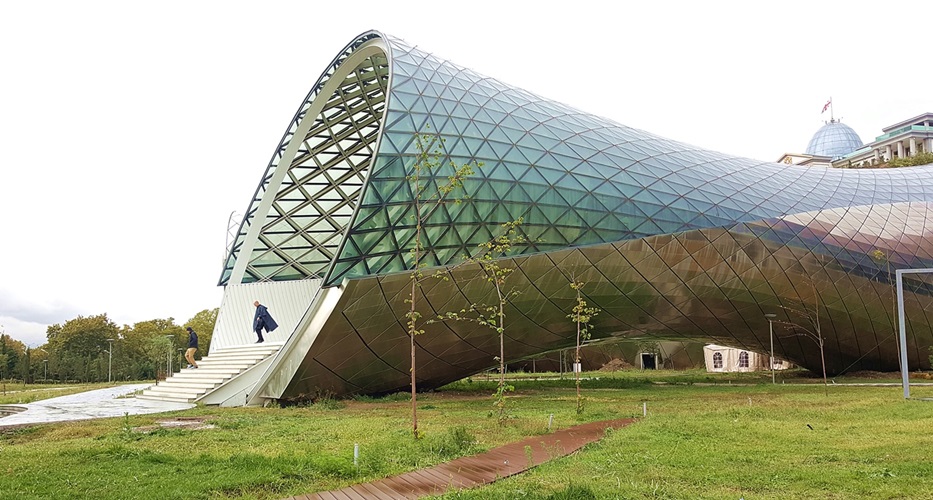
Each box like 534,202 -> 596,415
0,384 -> 194,428
289,418 -> 635,499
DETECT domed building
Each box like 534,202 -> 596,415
805,119 -> 864,159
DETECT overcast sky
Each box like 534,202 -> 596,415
1,1 -> 929,346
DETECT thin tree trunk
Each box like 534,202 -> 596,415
409,198 -> 422,439
575,318 -> 581,404
410,273 -> 417,438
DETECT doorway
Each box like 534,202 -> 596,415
640,353 -> 657,370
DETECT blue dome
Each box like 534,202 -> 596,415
805,121 -> 863,158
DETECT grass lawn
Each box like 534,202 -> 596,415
1,371 -> 932,499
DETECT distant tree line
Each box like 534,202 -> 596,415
0,309 -> 217,384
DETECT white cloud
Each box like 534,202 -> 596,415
0,316 -> 51,348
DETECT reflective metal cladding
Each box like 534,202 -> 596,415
222,31 -> 933,398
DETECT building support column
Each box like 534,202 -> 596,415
897,141 -> 905,159
909,138 -> 917,156
886,145 -> 893,161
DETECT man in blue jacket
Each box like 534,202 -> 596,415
253,300 -> 278,343
184,327 -> 198,368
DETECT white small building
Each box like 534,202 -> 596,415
703,344 -> 790,373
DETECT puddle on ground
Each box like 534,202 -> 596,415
0,406 -> 26,418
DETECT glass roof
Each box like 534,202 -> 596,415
323,34 -> 933,285
220,34 -> 387,285
220,31 -> 933,289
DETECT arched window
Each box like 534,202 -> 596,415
713,352 -> 723,369
739,351 -> 749,368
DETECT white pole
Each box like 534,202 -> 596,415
894,268 -> 933,398
107,339 -> 114,383
897,270 -> 909,399
765,313 -> 776,384
770,319 -> 775,384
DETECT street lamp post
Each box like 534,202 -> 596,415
765,314 -> 776,384
106,339 -> 115,383
165,335 -> 174,377
39,348 -> 48,383
24,347 -> 30,388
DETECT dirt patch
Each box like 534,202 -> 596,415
599,358 -> 634,371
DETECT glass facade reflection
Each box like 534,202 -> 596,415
220,32 -> 933,398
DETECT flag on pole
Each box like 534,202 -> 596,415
822,99 -> 832,114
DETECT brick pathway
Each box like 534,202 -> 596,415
287,418 -> 635,499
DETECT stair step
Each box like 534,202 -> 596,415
188,361 -> 253,369
212,346 -> 282,356
170,368 -> 240,375
161,377 -> 228,386
145,386 -> 205,396
196,355 -> 269,363
139,342 -> 282,404
156,381 -> 221,390
137,394 -> 193,403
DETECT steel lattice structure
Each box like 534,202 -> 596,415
216,31 -> 933,399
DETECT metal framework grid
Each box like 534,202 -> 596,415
214,31 -> 933,398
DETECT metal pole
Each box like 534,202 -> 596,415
764,314 -> 776,384
43,360 -> 47,382
770,319 -> 775,384
896,270 -> 909,399
107,339 -> 114,383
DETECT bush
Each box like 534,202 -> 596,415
430,426 -> 476,459
889,151 -> 933,168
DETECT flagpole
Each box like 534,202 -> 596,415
830,96 -> 834,122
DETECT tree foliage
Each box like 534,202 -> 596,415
1,308 -> 218,383
568,277 -> 599,414
437,218 -> 527,424
404,131 -> 478,438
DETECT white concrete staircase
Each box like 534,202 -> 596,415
137,342 -> 283,403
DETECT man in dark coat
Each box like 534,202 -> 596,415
253,300 -> 278,343
185,327 -> 198,369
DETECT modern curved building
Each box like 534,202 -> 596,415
201,31 -> 933,403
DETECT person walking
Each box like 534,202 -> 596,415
253,300 -> 278,343
185,327 -> 199,369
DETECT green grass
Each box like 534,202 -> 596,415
2,372 -> 933,499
